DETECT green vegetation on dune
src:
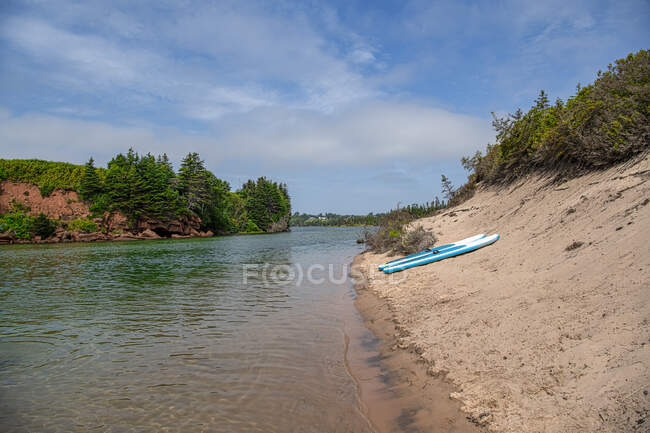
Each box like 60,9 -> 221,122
454,50 -> 649,205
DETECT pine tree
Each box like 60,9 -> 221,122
178,152 -> 209,213
78,157 -> 103,201
535,89 -> 550,109
441,175 -> 455,202
105,153 -> 138,219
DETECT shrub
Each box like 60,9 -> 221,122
0,211 -> 32,239
89,193 -> 111,216
448,179 -> 477,207
39,184 -> 55,197
243,220 -> 262,233
363,209 -> 437,255
66,218 -> 98,233
398,225 -> 437,255
267,215 -> 289,233
31,213 -> 57,238
10,199 -> 31,213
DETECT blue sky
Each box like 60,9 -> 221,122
1,0 -> 648,214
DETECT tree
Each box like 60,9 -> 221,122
178,152 -> 209,213
78,157 -> 103,201
238,177 -> 291,232
199,171 -> 231,232
461,151 -> 482,172
441,174 -> 455,202
104,152 -> 138,220
535,89 -> 550,109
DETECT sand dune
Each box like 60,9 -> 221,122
354,153 -> 649,432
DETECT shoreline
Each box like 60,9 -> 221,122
0,230 -> 214,245
350,254 -> 486,433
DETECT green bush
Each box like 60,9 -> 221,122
10,199 -> 31,213
243,220 -> 262,233
66,218 -> 98,233
363,208 -> 437,255
39,184 -> 55,197
89,193 -> 111,216
0,211 -> 33,239
31,213 -> 57,238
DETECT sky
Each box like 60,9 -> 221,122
1,0 -> 648,214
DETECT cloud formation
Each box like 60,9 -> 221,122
0,103 -> 491,167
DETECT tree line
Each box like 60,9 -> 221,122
79,150 -> 291,233
291,197 -> 448,227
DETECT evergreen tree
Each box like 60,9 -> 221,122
78,157 -> 103,201
441,175 -> 455,202
178,152 -> 209,213
239,177 -> 291,232
104,152 -> 139,221
199,171 -> 231,232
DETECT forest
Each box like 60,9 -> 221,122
0,151 -> 291,238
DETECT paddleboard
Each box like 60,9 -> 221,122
378,233 -> 485,270
383,234 -> 500,273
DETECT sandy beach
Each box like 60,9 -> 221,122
353,153 -> 649,432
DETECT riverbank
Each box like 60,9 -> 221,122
351,256 -> 487,433
352,153 -> 649,432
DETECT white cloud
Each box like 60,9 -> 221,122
2,17 -> 150,87
348,49 -> 376,64
0,103 -> 492,168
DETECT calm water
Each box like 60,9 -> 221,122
0,227 -> 386,432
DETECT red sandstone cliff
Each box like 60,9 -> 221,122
0,181 -> 212,244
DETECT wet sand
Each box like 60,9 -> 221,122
349,256 -> 485,433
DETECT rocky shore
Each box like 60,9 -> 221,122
0,225 -> 214,245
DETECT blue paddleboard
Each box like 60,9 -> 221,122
378,234 -> 485,270
382,234 -> 500,273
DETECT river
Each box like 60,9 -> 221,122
0,227 -> 399,432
